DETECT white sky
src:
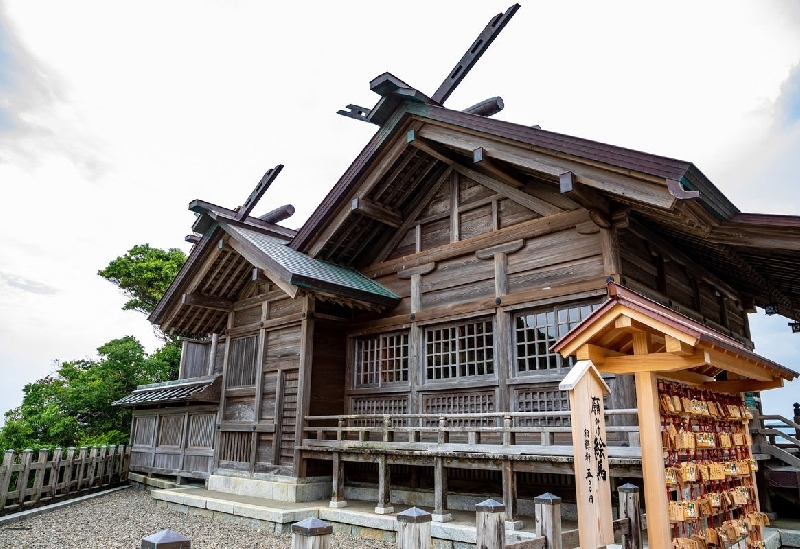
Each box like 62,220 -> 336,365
1,1 -> 800,425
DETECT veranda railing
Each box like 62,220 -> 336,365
303,409 -> 640,448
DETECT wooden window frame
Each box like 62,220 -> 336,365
424,318 -> 495,382
513,301 -> 601,376
353,332 -> 410,389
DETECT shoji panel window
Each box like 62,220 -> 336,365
425,318 -> 494,380
354,332 -> 409,388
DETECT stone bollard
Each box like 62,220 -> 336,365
396,507 -> 431,549
618,484 -> 643,549
140,529 -> 191,549
534,493 -> 562,549
476,499 -> 505,549
292,517 -> 333,549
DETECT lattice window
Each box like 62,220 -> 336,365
425,319 -> 494,380
187,414 -> 216,448
158,415 -> 184,447
422,391 -> 495,427
515,386 -> 571,427
350,396 -> 409,427
227,335 -> 258,387
132,416 -> 156,446
354,332 -> 409,388
514,301 -> 600,375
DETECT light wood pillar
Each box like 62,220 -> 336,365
634,370 -> 670,549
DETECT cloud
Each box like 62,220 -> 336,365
0,272 -> 58,295
0,5 -> 105,179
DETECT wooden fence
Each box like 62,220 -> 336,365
0,445 -> 130,514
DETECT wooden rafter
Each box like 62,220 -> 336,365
350,197 -> 402,228
407,130 -> 562,216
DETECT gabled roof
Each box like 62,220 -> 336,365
553,282 -> 797,393
289,95 -> 800,320
150,202 -> 399,336
221,223 -> 399,306
112,375 -> 221,407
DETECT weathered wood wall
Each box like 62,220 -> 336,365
618,219 -> 752,345
130,406 -> 216,479
344,173 -> 616,425
215,285 -> 303,475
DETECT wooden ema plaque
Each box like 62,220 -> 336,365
560,360 -> 614,549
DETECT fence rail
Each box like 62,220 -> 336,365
304,409 -> 640,448
0,445 -> 130,514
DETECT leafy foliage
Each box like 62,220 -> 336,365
0,243 -> 187,450
97,244 -> 186,316
0,337 -> 180,451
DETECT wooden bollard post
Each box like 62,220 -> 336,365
141,529 -> 191,548
397,506 -> 431,549
476,498 -> 505,549
618,483 -> 642,549
292,517 -> 333,549
534,493 -> 562,549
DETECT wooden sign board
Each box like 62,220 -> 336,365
559,360 -> 614,549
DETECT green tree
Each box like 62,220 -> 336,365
0,337 -> 180,450
98,244 -> 186,316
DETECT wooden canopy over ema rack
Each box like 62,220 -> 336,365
553,281 -> 798,394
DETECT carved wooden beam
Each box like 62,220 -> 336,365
351,197 -> 402,228
407,130 -> 561,216
559,171 -> 611,228
597,351 -> 708,374
473,147 -> 523,188
181,293 -> 233,312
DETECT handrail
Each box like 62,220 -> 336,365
306,409 -> 638,421
759,414 -> 800,431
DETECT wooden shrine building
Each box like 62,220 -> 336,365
114,5 -> 800,543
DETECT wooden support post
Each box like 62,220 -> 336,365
438,417 -> 449,444
634,371 -> 671,549
618,483 -> 642,549
49,448 -> 62,499
0,450 -> 14,510
397,507 -> 432,549
375,454 -> 393,514
476,499 -> 506,549
18,449 -> 33,506
291,518 -> 332,549
502,415 -> 515,446
63,447 -> 75,495
329,452 -> 346,508
294,296 -> 315,477
31,448 -> 48,503
501,459 -> 520,529
76,447 -> 88,490
432,457 -> 451,522
383,416 -> 394,442
534,493 -> 562,549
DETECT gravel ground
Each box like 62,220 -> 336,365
0,487 -> 397,549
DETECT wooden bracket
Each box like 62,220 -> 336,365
475,239 -> 524,260
560,171 -> 611,227
473,147 -> 524,188
181,293 -> 233,312
397,262 -> 436,279
351,197 -> 402,227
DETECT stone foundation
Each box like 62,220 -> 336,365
207,473 -> 332,502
